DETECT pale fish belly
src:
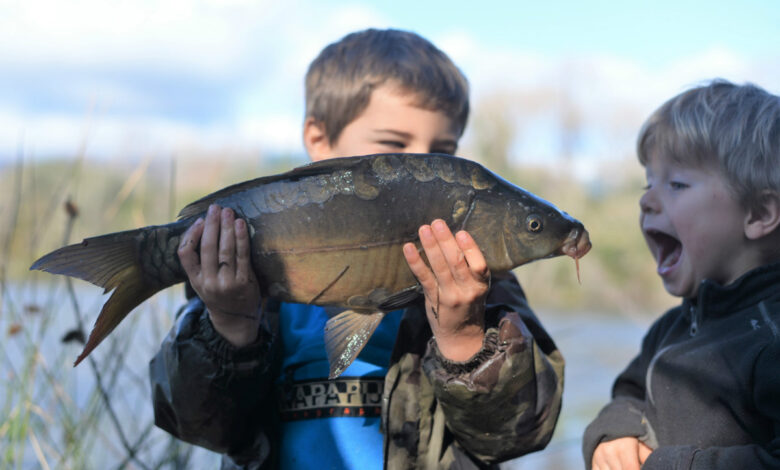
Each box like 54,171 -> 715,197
264,241 -> 417,309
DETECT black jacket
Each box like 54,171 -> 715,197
583,262 -> 780,469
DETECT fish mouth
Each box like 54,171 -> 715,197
644,227 -> 682,275
560,227 -> 591,259
557,227 -> 591,284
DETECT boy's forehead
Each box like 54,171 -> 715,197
643,143 -> 715,171
644,149 -> 727,184
384,84 -> 463,128
365,84 -> 463,134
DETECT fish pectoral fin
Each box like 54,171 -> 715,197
377,284 -> 423,311
324,310 -> 385,379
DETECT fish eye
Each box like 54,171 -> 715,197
526,215 -> 543,233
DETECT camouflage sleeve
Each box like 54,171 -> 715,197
149,296 -> 278,463
421,274 -> 565,463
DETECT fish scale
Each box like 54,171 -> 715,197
30,153 -> 591,376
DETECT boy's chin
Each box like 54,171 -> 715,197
661,278 -> 697,300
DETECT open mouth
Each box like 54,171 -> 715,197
645,228 -> 682,274
560,227 -> 592,260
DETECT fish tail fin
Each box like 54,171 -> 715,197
324,310 -> 385,379
30,226 -> 183,365
74,266 -> 161,365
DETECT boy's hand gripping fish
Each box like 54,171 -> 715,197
31,153 -> 591,377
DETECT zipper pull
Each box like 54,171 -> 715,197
689,304 -> 698,336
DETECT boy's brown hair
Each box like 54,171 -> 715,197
637,79 -> 780,209
305,28 -> 470,145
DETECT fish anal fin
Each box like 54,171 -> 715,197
324,310 -> 385,379
377,284 -> 423,311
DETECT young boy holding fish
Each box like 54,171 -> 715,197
583,80 -> 780,470
150,28 -> 572,469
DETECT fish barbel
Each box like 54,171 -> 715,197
31,153 -> 591,377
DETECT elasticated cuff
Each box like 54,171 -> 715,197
196,311 -> 272,373
427,328 -> 500,375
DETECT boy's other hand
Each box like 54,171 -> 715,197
178,204 -> 262,347
638,440 -> 652,465
403,219 -> 489,361
592,436 -> 652,470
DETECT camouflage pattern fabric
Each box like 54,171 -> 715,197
150,274 -> 564,469
383,276 -> 564,469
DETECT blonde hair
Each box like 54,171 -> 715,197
305,28 -> 470,144
637,79 -> 780,208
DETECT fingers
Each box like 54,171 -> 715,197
178,217 -> 205,277
454,230 -> 489,281
403,242 -> 435,290
428,220 -> 463,286
419,222 -> 452,286
180,204 -> 248,283
218,207 -> 237,275
421,220 -> 489,286
234,218 -> 255,283
200,204 -> 221,278
198,204 -> 242,277
403,219 -> 490,310
638,442 -> 653,465
592,437 -> 642,470
619,451 -> 641,470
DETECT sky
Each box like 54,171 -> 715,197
0,0 -> 778,170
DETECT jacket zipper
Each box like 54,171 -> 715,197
689,303 -> 699,336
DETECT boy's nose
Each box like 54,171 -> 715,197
405,144 -> 430,154
639,190 -> 659,214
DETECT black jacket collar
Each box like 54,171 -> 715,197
682,262 -> 780,319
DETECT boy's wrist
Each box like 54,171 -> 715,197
428,328 -> 499,376
433,325 -> 486,361
207,308 -> 261,347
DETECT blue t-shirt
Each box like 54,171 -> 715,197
277,303 -> 402,470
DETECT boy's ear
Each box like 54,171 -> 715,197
744,191 -> 780,240
303,117 -> 332,162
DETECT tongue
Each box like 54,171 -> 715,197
659,243 -> 681,270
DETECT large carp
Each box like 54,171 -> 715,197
32,153 -> 591,377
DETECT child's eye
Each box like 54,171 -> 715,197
431,146 -> 456,155
379,141 -> 405,149
669,181 -> 688,190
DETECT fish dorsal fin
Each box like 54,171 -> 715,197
377,284 -> 423,311
324,310 -> 385,379
177,156 -> 369,219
